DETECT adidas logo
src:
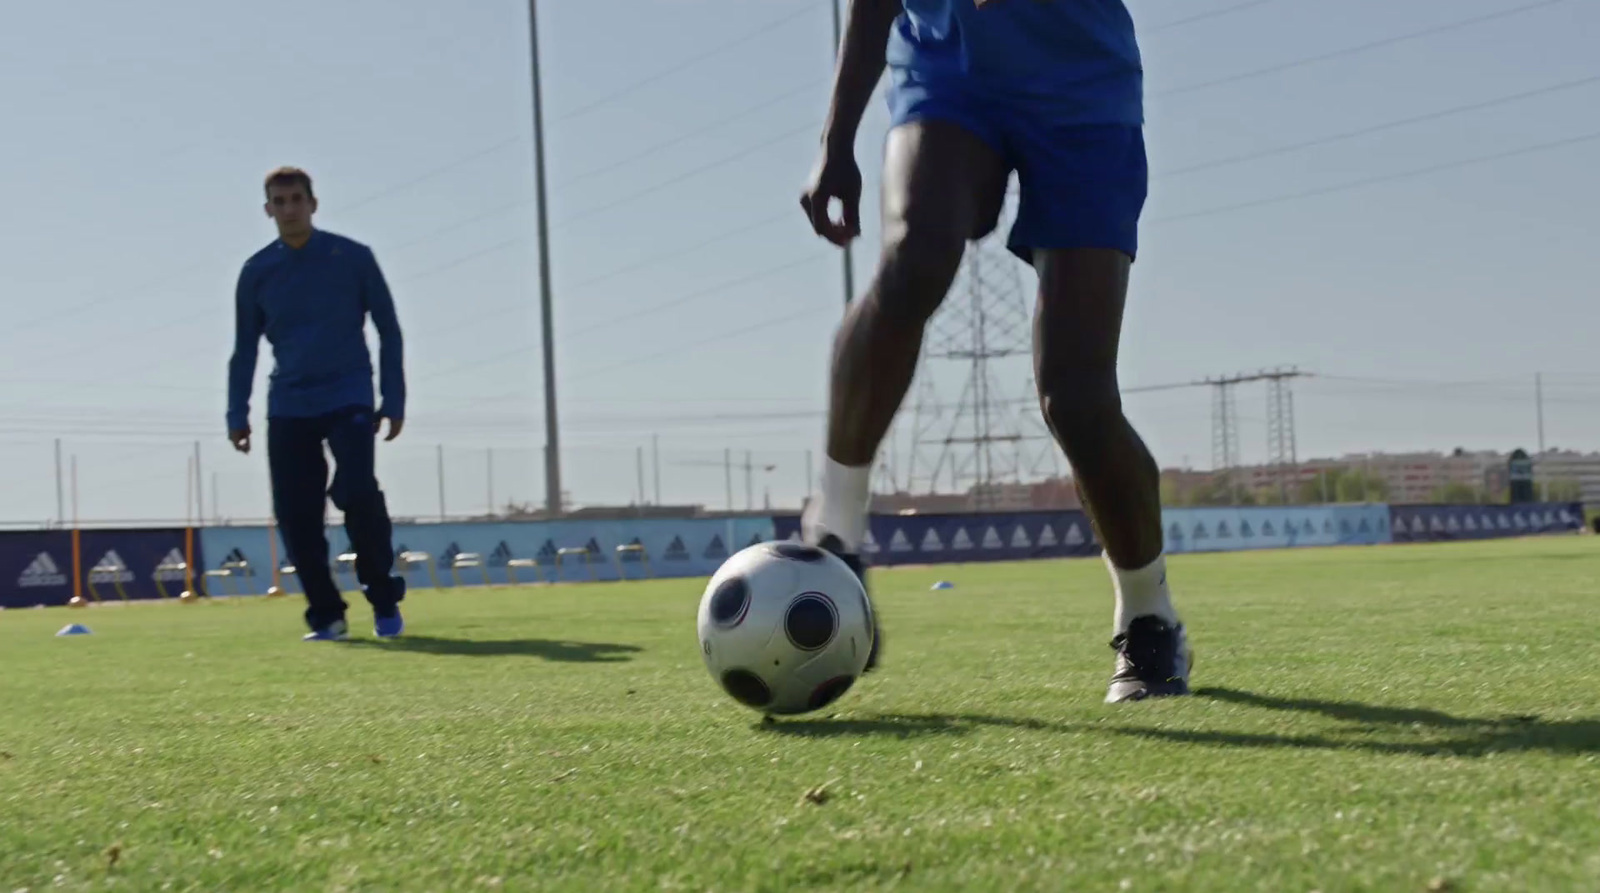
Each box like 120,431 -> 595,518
619,537 -> 645,561
90,550 -> 134,584
490,542 -> 514,566
981,526 -> 1003,550
919,529 -> 944,552
663,536 -> 690,561
17,552 -> 66,588
702,535 -> 727,561
1037,525 -> 1059,547
1013,526 -> 1034,549
951,528 -> 974,550
889,529 -> 913,553
153,548 -> 189,582
862,530 -> 881,554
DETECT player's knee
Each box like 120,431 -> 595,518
329,476 -> 382,514
1037,369 -> 1123,447
873,223 -> 967,323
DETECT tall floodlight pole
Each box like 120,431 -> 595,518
529,0 -> 562,515
831,0 -> 856,307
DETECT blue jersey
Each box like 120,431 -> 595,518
227,230 -> 405,431
886,0 -> 1143,125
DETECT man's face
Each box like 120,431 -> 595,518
264,183 -> 317,237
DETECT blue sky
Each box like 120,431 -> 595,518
1,0 -> 1597,524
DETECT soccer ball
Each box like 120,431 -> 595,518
697,541 -> 875,716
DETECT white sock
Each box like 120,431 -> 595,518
801,456 -> 871,553
1107,551 -> 1178,634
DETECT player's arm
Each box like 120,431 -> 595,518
225,265 -> 263,453
361,246 -> 406,441
802,0 -> 900,245
822,0 -> 898,155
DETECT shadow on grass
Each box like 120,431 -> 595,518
1110,686 -> 1600,757
756,712 -> 1080,739
348,635 -> 642,663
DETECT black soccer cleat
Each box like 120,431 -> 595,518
815,533 -> 881,674
1105,614 -> 1192,703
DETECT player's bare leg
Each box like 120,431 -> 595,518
1032,248 -> 1190,702
800,120 -> 1009,671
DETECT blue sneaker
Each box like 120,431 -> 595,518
303,618 -> 350,642
374,610 -> 404,639
371,576 -> 406,639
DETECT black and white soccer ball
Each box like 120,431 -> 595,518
697,541 -> 875,716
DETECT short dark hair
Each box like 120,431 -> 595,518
263,166 -> 315,201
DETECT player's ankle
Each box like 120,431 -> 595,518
802,455 -> 871,553
1106,551 -> 1177,633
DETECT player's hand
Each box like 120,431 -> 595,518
800,148 -> 862,247
228,427 -> 251,454
375,414 -> 404,442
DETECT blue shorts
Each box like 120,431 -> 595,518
888,73 -> 1148,263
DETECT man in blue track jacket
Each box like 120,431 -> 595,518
227,167 -> 408,642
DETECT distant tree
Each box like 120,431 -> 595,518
1185,477 -> 1257,507
1298,467 -> 1390,504
1431,482 -> 1483,504
1336,471 -> 1390,503
1542,478 -> 1583,502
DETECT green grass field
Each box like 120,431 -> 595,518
3,537 -> 1598,892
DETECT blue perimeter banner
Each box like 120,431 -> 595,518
1389,502 -> 1584,543
0,528 -> 201,608
1163,504 -> 1391,554
772,510 -> 1101,566
0,530 -> 73,609
200,517 -> 775,590
79,528 -> 197,602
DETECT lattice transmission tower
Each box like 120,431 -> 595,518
900,231 -> 1054,504
1206,367 -> 1306,502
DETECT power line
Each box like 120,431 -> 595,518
566,304 -> 823,384
1157,72 -> 1600,178
563,209 -> 792,292
1145,0 -> 1285,33
0,9 -> 823,346
553,4 -> 819,122
556,119 -> 821,226
565,252 -> 827,339
1152,0 -> 1571,98
1149,128 -> 1600,225
557,78 -> 825,189
414,252 -> 830,385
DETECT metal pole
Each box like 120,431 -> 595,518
54,439 -> 64,527
652,434 -> 661,505
193,442 -> 204,527
487,448 -> 495,517
71,455 -> 78,528
724,448 -> 733,512
636,446 -> 646,508
437,444 -> 446,521
1536,372 -> 1546,454
745,450 -> 754,511
830,0 -> 856,307
528,0 -> 562,516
